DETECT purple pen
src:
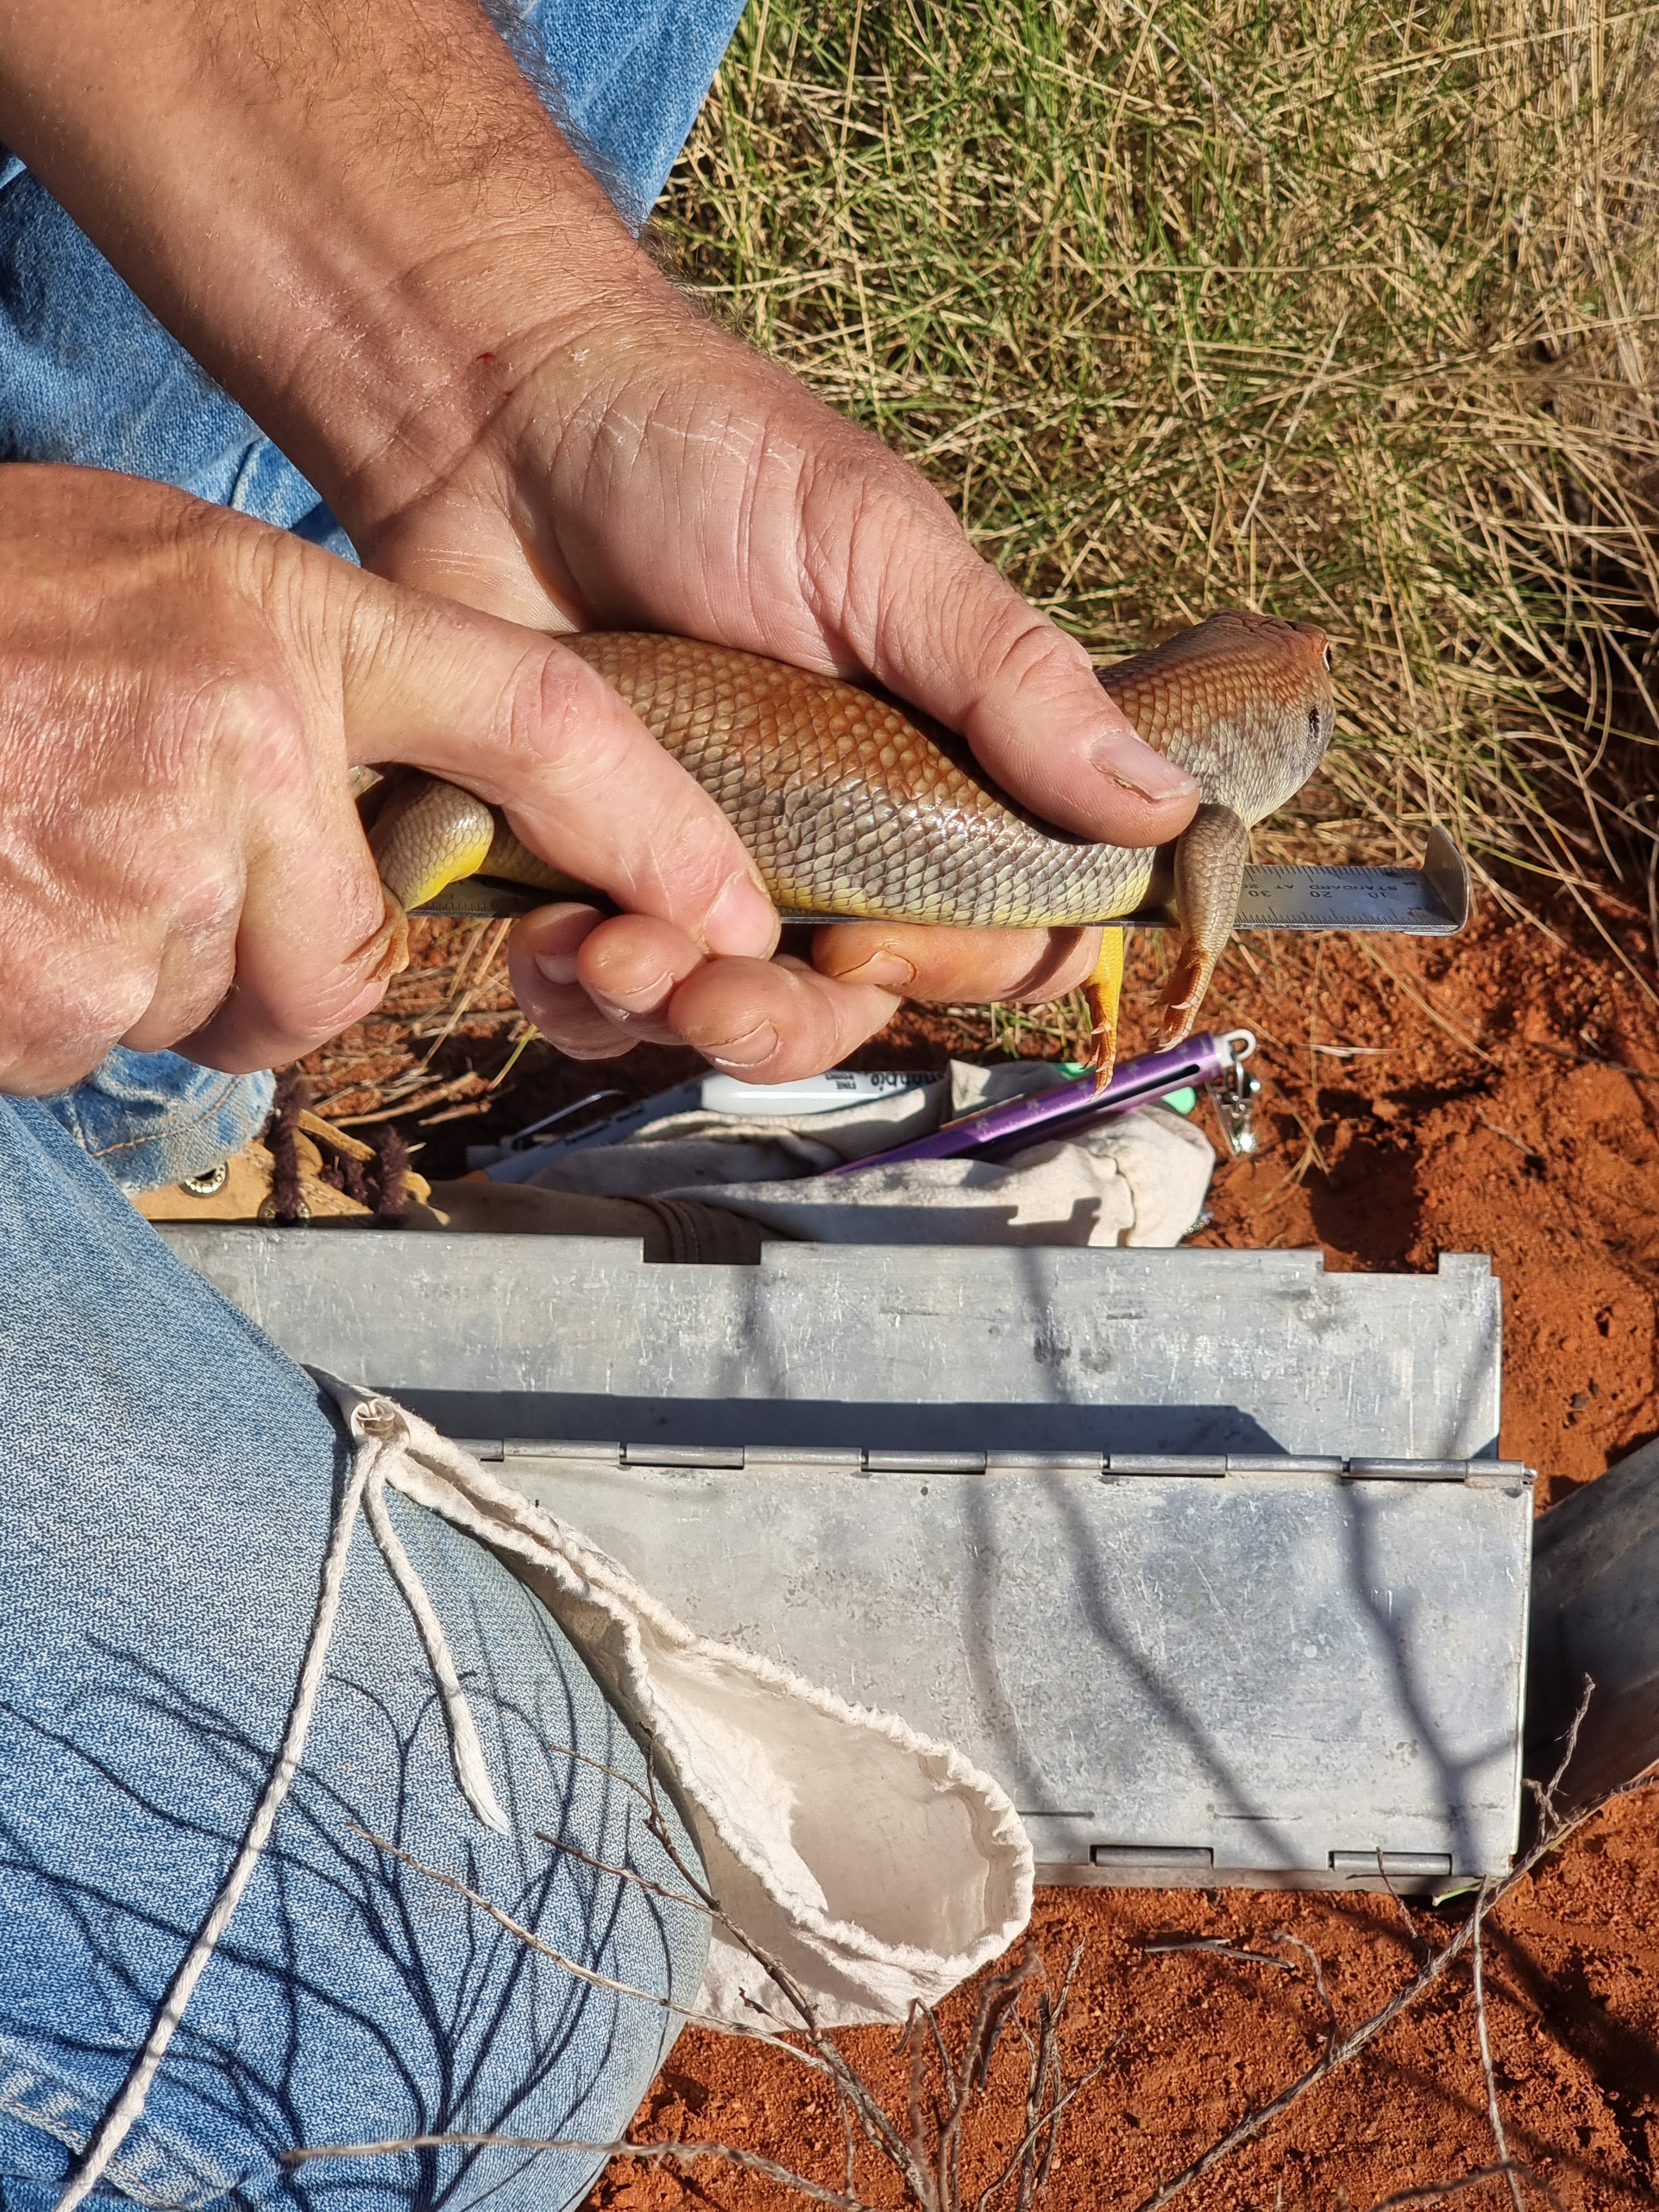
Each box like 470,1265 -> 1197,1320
826,1029 -> 1256,1175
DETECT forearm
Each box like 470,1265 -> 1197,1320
0,0 -> 671,531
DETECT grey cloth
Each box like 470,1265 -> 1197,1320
420,1178 -> 775,1263
525,1062 -> 1216,1250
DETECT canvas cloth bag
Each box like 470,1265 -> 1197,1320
525,1060 -> 1216,1251
324,1382 -> 1035,2028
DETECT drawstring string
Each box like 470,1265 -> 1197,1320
362,1463 -> 510,1833
54,1398 -> 505,2212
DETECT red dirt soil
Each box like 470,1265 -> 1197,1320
301,888 -> 1659,2210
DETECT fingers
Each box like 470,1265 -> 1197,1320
811,921 -> 1103,1008
324,571 -> 779,962
509,909 -> 1108,1078
509,904 -> 903,1077
508,906 -> 698,1060
0,473 -> 777,1087
162,675 -> 405,1068
667,955 -> 900,1080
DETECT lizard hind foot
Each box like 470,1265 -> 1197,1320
1155,940 -> 1218,1049
1084,928 -> 1126,1087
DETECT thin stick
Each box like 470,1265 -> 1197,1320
406,919 -> 514,1082
1129,1691 -> 1650,2212
443,920 -> 492,1006
1269,1930 -> 1340,2056
348,1825 -> 816,2063
534,1828 -> 710,1918
335,1072 -> 486,1127
542,1740 -> 933,2197
1470,1884 -> 1525,2212
1362,2167 -> 1553,2212
983,2049 -> 1118,2212
1144,1937 -> 1297,1973
487,1021 -> 536,1092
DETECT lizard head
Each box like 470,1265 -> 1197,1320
1097,608 -> 1335,818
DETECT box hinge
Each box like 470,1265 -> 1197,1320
744,1444 -> 864,1470
1091,1844 -> 1215,1870
1105,1454 -> 1228,1477
862,1448 -> 987,1474
1329,1849 -> 1453,1877
1345,1458 -> 1533,1486
622,1442 -> 744,1469
507,1437 -> 622,1464
455,1436 -> 1535,1490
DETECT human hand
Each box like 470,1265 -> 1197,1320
0,0 -> 1195,1079
349,298 -> 1197,1073
0,467 -> 776,1093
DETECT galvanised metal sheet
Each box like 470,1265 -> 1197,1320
161,1229 -> 1526,1887
492,1452 -> 1530,1887
160,1232 -> 1502,1461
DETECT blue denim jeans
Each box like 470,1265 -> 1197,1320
0,1083 -> 711,2212
0,2 -> 746,2203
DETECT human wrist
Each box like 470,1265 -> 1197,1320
0,0 -> 667,542
314,229 -> 693,554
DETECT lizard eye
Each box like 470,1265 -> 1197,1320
1323,644 -> 1333,672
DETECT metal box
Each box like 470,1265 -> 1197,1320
164,1229 -> 1531,1893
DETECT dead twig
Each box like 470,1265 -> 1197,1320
1469,1882 -> 1525,2212
334,1071 -> 487,1127
1268,1929 -> 1339,2057
1361,2165 -> 1558,2212
298,1730 -> 1098,2212
1142,1936 -> 1298,1973
346,1823 -> 825,2071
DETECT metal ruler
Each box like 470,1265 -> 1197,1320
1145,827 -> 1469,936
416,828 -> 1470,938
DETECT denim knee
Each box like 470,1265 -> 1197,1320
0,1096 -> 708,2212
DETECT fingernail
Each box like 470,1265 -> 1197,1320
527,904 -> 602,983
705,1019 -> 779,1070
1091,740 -> 1198,805
705,875 -> 779,959
838,949 -> 916,991
591,972 -> 674,1018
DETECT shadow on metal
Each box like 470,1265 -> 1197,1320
160,1226 -> 1530,1893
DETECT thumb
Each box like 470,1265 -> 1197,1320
328,569 -> 779,961
805,474 -> 1199,847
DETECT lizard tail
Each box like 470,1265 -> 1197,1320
1086,929 -> 1126,1086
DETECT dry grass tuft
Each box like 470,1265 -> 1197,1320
659,0 -> 1659,952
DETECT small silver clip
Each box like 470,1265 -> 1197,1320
1210,1029 -> 1262,1158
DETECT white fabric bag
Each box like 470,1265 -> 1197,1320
528,1057 -> 1215,1251
331,1384 -> 1035,2028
